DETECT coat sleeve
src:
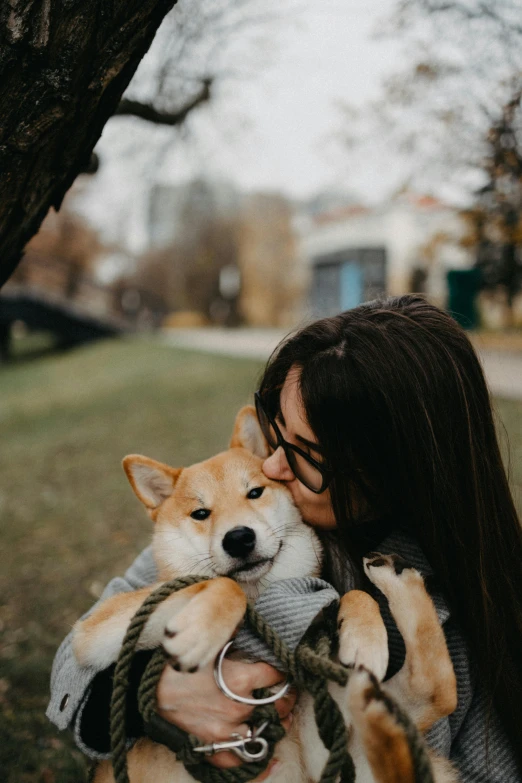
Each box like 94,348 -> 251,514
450,684 -> 521,783
45,546 -> 158,760
369,532 -> 520,781
427,616 -> 520,782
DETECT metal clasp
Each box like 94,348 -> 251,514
193,721 -> 270,762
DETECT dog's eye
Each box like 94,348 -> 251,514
190,508 -> 211,521
247,487 -> 264,500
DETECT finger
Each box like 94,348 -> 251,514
274,687 -> 298,720
230,661 -> 287,694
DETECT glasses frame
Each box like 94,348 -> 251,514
254,391 -> 335,494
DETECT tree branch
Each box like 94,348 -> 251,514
421,0 -> 522,34
114,78 -> 212,126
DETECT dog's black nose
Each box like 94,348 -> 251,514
222,526 -> 256,559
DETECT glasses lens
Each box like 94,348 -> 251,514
255,397 -> 280,450
286,448 -> 324,492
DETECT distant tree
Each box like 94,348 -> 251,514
10,207 -> 105,299
130,183 -> 305,327
113,0 -> 276,132
342,0 -> 522,308
471,91 -> 522,313
132,181 -> 242,322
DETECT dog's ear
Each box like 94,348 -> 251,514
229,405 -> 269,458
122,455 -> 182,510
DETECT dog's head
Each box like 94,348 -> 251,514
123,406 -> 322,598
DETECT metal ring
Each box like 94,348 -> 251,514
214,640 -> 290,705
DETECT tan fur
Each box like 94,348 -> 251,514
362,557 -> 458,733
73,579 -> 247,672
337,590 -> 389,680
342,555 -> 460,783
74,407 -> 459,783
354,689 -> 416,783
348,677 -> 457,783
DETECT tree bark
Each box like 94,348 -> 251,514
0,0 -> 179,288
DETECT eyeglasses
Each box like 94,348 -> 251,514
254,391 -> 335,494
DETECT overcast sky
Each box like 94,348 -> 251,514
74,0 -> 408,251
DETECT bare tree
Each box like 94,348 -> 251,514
341,0 -> 522,306
342,1 -> 520,183
130,181 -> 305,327
0,0 -> 285,288
114,0 -> 279,130
469,89 -> 522,313
11,208 -> 105,298
132,180 -> 242,320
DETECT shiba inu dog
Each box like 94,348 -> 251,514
73,406 -> 459,783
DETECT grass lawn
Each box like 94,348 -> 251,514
0,337 -> 265,783
0,337 -> 520,783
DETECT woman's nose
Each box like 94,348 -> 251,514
262,447 -> 294,482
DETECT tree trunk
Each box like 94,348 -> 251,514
0,0 -> 179,288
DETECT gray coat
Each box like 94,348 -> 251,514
46,531 -> 520,782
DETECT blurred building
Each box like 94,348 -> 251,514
148,180 -> 241,250
146,181 -> 306,327
237,192 -> 307,328
299,192 -> 472,316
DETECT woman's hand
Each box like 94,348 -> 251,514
156,659 -> 296,770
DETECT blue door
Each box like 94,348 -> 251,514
340,261 -> 363,311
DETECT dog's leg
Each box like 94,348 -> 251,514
345,555 -> 460,783
337,589 -> 389,680
348,665 -> 431,783
160,577 -> 247,671
298,592 -> 389,783
363,553 -> 457,732
348,666 -> 459,783
74,577 -> 247,672
348,666 -> 416,783
329,589 -> 388,733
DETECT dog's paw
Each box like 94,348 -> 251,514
160,577 -> 246,672
347,664 -> 386,718
337,590 -> 388,681
162,610 -> 240,672
338,630 -> 388,682
347,664 -> 410,735
162,619 -> 224,672
363,552 -> 424,598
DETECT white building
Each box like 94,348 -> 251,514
299,192 -> 472,315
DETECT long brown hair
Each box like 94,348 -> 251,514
259,294 -> 522,767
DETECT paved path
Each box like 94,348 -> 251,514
160,328 -> 522,401
474,350 -> 522,400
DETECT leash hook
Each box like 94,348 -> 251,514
193,721 -> 270,762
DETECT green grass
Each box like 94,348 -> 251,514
495,397 -> 522,511
0,337 -> 520,783
0,337 -> 265,783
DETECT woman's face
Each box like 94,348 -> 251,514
261,367 -> 337,530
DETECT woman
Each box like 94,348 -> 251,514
47,295 -> 522,781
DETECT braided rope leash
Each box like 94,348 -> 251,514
109,576 -> 436,783
138,646 -> 284,783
